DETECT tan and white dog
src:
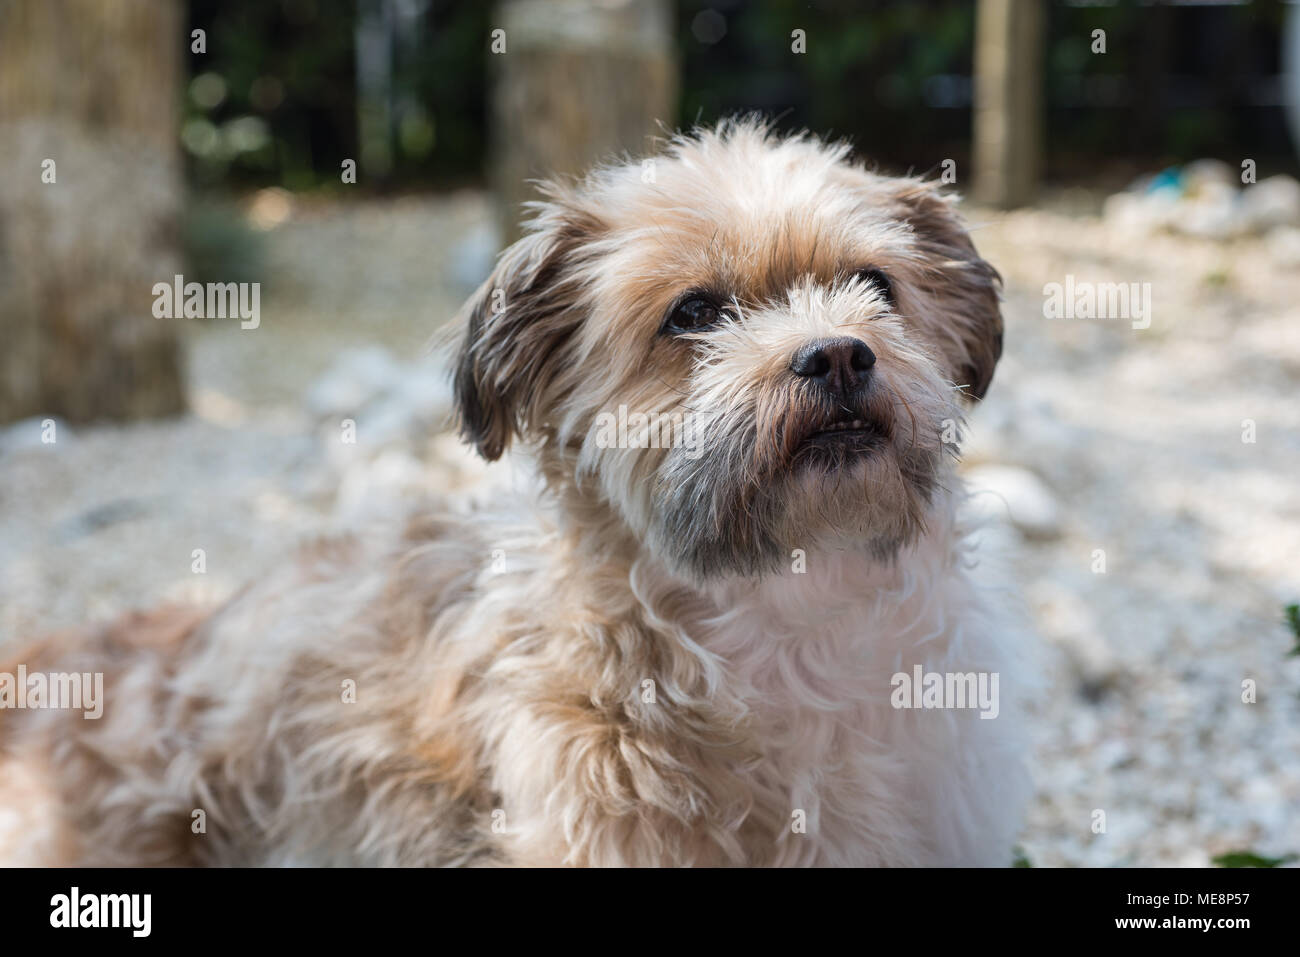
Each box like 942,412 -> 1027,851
1,119 -> 1030,866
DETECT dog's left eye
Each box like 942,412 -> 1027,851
662,295 -> 728,335
855,268 -> 895,305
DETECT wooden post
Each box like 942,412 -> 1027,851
356,0 -> 396,182
489,0 -> 676,244
973,0 -> 1043,208
0,0 -> 185,424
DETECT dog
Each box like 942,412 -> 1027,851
0,118 -> 1030,866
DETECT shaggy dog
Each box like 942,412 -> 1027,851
0,119 -> 1030,866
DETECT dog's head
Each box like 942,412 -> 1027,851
453,119 -> 1002,578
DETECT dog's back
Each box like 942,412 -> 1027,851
0,516 -> 507,866
0,604 -> 210,864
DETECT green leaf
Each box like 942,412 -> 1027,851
1285,604 -> 1300,656
1212,850 -> 1297,869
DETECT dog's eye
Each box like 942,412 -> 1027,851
855,268 -> 895,305
662,295 -> 727,335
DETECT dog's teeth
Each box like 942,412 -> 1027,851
817,419 -> 871,434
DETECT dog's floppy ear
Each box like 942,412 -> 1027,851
889,180 -> 1003,401
452,189 -> 602,460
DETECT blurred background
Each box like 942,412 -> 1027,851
1,0 -> 1298,867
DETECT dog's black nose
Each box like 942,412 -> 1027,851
790,337 -> 875,397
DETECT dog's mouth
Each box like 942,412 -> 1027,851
793,408 -> 889,463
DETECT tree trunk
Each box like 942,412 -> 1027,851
490,0 -> 676,244
973,0 -> 1043,209
0,0 -> 185,424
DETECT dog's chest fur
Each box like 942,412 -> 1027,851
470,496 -> 1030,867
680,519 -> 1026,866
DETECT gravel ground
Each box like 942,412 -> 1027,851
968,202 -> 1300,866
2,188 -> 1297,866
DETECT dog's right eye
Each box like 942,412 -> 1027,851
662,296 -> 726,336
854,268 -> 895,306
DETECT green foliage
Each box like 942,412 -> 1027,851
1212,850 -> 1297,868
185,0 -> 490,190
183,200 -> 266,287
678,1 -> 976,172
182,1 -> 1296,191
186,0 -> 360,189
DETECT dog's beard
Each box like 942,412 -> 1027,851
642,372 -> 954,579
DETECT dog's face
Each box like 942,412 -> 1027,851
454,121 -> 1002,579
